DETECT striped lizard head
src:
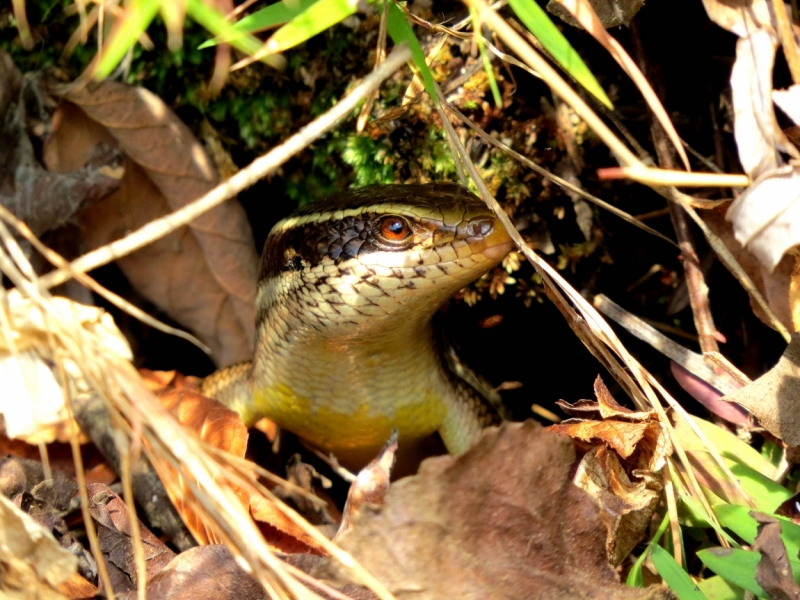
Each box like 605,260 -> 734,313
257,183 -> 513,334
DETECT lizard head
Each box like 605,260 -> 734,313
257,183 -> 513,334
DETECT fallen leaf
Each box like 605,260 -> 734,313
43,81 -> 259,366
773,85 -> 800,125
729,28 -> 793,179
328,421 -> 672,599
335,431 -> 397,540
126,545 -> 267,600
0,56 -> 123,240
57,572 -> 98,600
0,291 -> 131,443
0,492 -> 77,599
751,512 -> 800,599
549,377 -> 669,564
701,1 -> 800,271
153,388 -> 326,553
722,332 -> 800,447
87,483 -> 175,590
704,208 -> 796,332
726,165 -> 800,272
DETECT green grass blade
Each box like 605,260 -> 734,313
94,0 -> 160,78
627,512 -> 670,587
695,576 -> 745,600
199,0 -> 321,49
476,24 -> 502,107
188,0 -> 264,56
244,0 -> 358,56
714,505 -> 800,558
651,544 -> 707,599
385,1 -> 436,99
507,0 -> 611,108
697,548 -> 767,597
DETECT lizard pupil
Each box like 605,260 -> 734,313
379,216 -> 411,241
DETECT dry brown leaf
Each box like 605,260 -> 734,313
154,388 -> 326,553
704,209 -> 796,332
138,368 -> 200,393
0,292 -> 131,443
727,166 -> 800,272
549,377 -> 669,564
43,81 -> 258,366
336,432 -> 397,540
751,512 -> 800,599
328,421 -> 673,599
152,388 -> 249,545
0,492 -> 77,600
722,332 -> 800,446
701,0 -> 800,271
57,571 -> 98,599
127,545 -> 268,600
87,482 -> 175,591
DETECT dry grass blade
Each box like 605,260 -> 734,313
445,102 -> 678,248
0,204 -> 211,354
38,44 -> 413,293
434,78 -> 731,542
557,0 -> 691,172
599,166 -> 750,187
463,0 -> 641,167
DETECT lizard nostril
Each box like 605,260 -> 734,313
466,218 -> 493,238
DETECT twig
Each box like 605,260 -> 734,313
38,44 -> 413,292
631,21 -> 720,354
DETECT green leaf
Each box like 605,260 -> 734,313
506,0 -> 611,108
199,0 -> 321,48
726,460 -> 792,512
685,416 -> 776,476
248,0 -> 358,56
650,544 -> 707,599
188,0 -> 265,57
695,576 -> 745,600
385,1 -> 436,99
95,0 -> 160,78
697,548 -> 766,597
714,505 -> 800,558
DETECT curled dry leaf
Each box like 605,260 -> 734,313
704,208 -> 798,332
87,482 -> 175,593
0,291 -> 131,442
701,0 -> 800,271
548,377 -> 670,564
0,492 -> 77,599
751,512 -> 800,599
335,431 -> 397,540
325,421 -> 673,599
722,332 -> 800,448
43,80 -> 259,366
154,388 -> 326,553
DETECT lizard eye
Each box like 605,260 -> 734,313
376,216 -> 412,242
